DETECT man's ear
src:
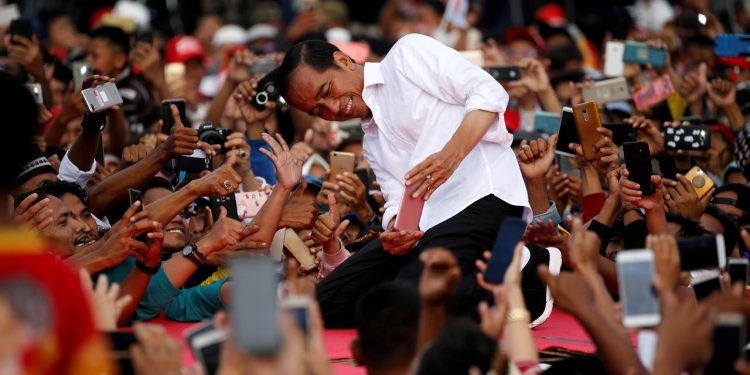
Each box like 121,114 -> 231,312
333,51 -> 355,70
350,338 -> 365,366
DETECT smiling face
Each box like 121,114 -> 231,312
285,51 -> 369,121
60,192 -> 98,246
39,196 -> 89,257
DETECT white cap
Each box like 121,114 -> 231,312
325,27 -> 351,42
246,23 -> 278,43
212,24 -> 248,47
113,0 -> 151,30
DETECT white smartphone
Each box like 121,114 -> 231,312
184,322 -> 227,375
460,50 -> 484,67
230,257 -> 280,355
616,249 -> 661,328
81,82 -> 123,113
677,234 -> 726,271
691,270 -> 723,301
604,41 -> 625,77
728,257 -> 749,286
72,61 -> 93,91
582,77 -> 630,104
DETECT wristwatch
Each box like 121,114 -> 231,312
182,243 -> 207,266
135,260 -> 160,275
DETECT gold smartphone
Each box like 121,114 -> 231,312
573,101 -> 603,161
328,151 -> 356,181
685,166 -> 715,199
283,229 -> 317,271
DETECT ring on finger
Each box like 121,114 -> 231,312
223,179 -> 234,191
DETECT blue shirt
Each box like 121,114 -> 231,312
247,136 -> 277,184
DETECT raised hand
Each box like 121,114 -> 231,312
517,135 -> 557,181
279,189 -> 318,231
189,153 -> 243,196
647,234 -> 681,293
619,167 -> 666,211
677,63 -> 708,104
707,78 -> 737,108
506,57 -> 553,94
625,116 -> 664,157
198,207 -> 254,255
14,193 -> 54,231
80,270 -> 132,331
260,133 -> 304,190
96,202 -> 161,268
537,267 -> 595,317
663,174 -> 711,221
233,76 -> 278,125
419,248 -> 461,306
130,323 -> 183,375
568,218 -> 601,274
160,104 -> 202,159
311,193 -> 351,254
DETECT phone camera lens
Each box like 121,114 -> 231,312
692,175 -> 706,188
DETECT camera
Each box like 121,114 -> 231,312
198,122 -> 229,154
250,69 -> 282,111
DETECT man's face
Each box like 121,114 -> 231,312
87,38 -> 124,77
60,192 -> 98,245
286,53 -> 368,122
144,187 -> 187,250
39,196 -> 87,257
48,16 -> 76,51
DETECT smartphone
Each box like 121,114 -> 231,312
81,82 -> 123,113
554,107 -> 578,157
459,50 -> 484,67
8,18 -> 32,42
235,191 -> 269,219
632,75 -> 674,111
280,295 -> 310,337
573,102 -> 603,161
691,270 -> 723,301
604,41 -> 625,77
623,141 -> 655,195
485,217 -> 527,283
616,249 -> 660,328
210,195 -> 239,221
715,34 -> 750,57
283,229 -> 317,271
728,258 -> 749,286
0,4 -> 20,27
72,61 -> 93,91
486,66 -> 521,82
394,185 -> 425,231
135,29 -> 153,44
684,166 -> 715,199
25,83 -> 43,105
128,189 -> 149,242
664,125 -> 711,151
582,77 -> 630,104
557,154 -> 581,178
677,235 -> 726,271
161,99 -> 187,134
185,322 -> 226,375
602,123 -> 636,146
230,257 -> 280,355
108,331 -> 137,375
328,151 -> 356,182
623,41 -> 667,67
533,111 -> 561,134
707,313 -> 746,374
52,59 -> 73,85
249,60 -> 278,75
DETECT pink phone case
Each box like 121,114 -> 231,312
394,186 -> 424,231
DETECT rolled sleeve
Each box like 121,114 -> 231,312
134,267 -> 181,320
163,278 -> 229,322
57,152 -> 96,188
531,201 -> 561,230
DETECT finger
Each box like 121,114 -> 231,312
404,156 -> 436,185
124,200 -> 142,223
114,294 -> 133,315
79,269 -> 93,292
219,206 -> 228,220
334,219 -> 350,237
15,193 -> 40,214
537,265 -> 554,287
95,273 -> 109,295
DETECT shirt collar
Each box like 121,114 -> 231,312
363,62 -> 384,88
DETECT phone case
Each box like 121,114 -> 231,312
283,229 -> 317,271
632,75 -> 674,111
210,195 -> 239,221
604,41 -> 625,77
235,191 -> 269,219
582,77 -> 630,104
533,112 -> 561,134
664,125 -> 711,151
623,41 -> 667,67
555,107 -> 578,156
715,34 -> 750,57
229,257 -> 280,354
684,166 -> 715,199
328,151 -> 356,181
81,82 -> 123,113
573,102 -> 603,161
623,141 -> 655,195
394,185 -> 424,231
72,62 -> 92,91
25,83 -> 43,105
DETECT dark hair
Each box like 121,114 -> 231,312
0,71 -> 37,189
703,204 -> 739,254
354,281 -> 420,370
423,0 -> 446,17
143,177 -> 174,193
416,319 -> 498,375
277,40 -> 343,99
90,26 -> 131,56
666,213 -> 707,237
35,180 -> 88,205
13,191 -> 48,210
714,183 -> 750,210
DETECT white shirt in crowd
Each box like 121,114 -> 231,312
361,33 -> 530,231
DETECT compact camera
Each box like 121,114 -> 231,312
250,69 -> 283,111
198,122 -> 229,154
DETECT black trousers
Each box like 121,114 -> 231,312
316,194 -> 524,328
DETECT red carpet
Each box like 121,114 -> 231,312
150,308 -> 615,375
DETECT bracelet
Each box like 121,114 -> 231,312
506,308 -> 531,323
135,260 -> 160,275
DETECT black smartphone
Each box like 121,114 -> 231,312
623,141 -> 655,195
486,66 -> 521,82
677,235 -> 727,271
128,189 -> 149,242
554,107 -> 578,157
728,258 -> 749,286
161,99 -> 187,135
664,125 -> 711,151
8,19 -> 32,42
603,123 -> 636,146
185,322 -> 226,375
485,217 -> 527,283
230,257 -> 280,355
692,271 -> 723,301
210,195 -> 239,221
706,313 -> 745,374
135,29 -> 153,44
108,331 -> 137,375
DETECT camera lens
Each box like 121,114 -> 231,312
255,92 -> 268,105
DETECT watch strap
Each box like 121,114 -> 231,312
183,243 -> 205,266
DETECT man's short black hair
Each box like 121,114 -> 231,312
35,180 -> 88,205
703,204 -> 739,254
90,26 -> 130,56
276,40 -> 343,99
416,319 -> 498,375
0,71 -> 37,189
354,281 -> 420,371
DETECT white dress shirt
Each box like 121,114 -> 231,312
361,34 -> 530,231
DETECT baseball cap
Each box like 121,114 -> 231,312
246,23 -> 278,43
212,25 -> 247,47
165,36 -> 205,63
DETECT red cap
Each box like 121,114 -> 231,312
534,4 -> 567,26
504,26 -> 546,53
709,123 -> 735,150
165,36 -> 205,64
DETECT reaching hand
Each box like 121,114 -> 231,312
279,193 -> 318,230
478,285 -> 508,340
663,174 -> 711,221
647,234 -> 680,293
419,248 -> 461,306
80,270 -> 132,331
311,193 -> 350,254
291,129 -> 315,160
129,41 -> 163,85
98,202 -> 161,267
707,78 -> 737,109
130,323 -> 183,375
517,135 -> 557,181
592,128 -> 620,175
198,207 -> 255,255
334,171 -> 370,216
260,133 -> 304,190
4,34 -> 43,75
233,76 -> 277,124
506,57 -> 553,94
475,242 -> 525,292
626,116 -> 664,157
190,153 -> 243,196
404,144 -> 464,200
161,104 -> 201,159
619,168 -> 665,211
537,267 -> 595,317
677,63 -> 708,104
226,49 -> 256,84
14,193 -> 54,231
568,218 -> 601,274
380,229 -> 423,256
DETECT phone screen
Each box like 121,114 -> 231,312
602,124 -> 636,146
707,319 -> 744,374
728,261 -> 748,285
693,276 -> 722,301
230,257 -> 280,355
484,217 -> 527,283
677,235 -> 721,271
619,259 -> 659,319
555,108 -> 578,156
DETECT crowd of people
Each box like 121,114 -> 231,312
3,0 -> 750,374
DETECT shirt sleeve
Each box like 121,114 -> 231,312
390,34 -> 509,115
317,239 -> 352,280
57,152 -> 96,188
134,267 -> 181,320
163,278 -> 228,322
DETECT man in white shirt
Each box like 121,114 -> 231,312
277,34 -> 530,327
